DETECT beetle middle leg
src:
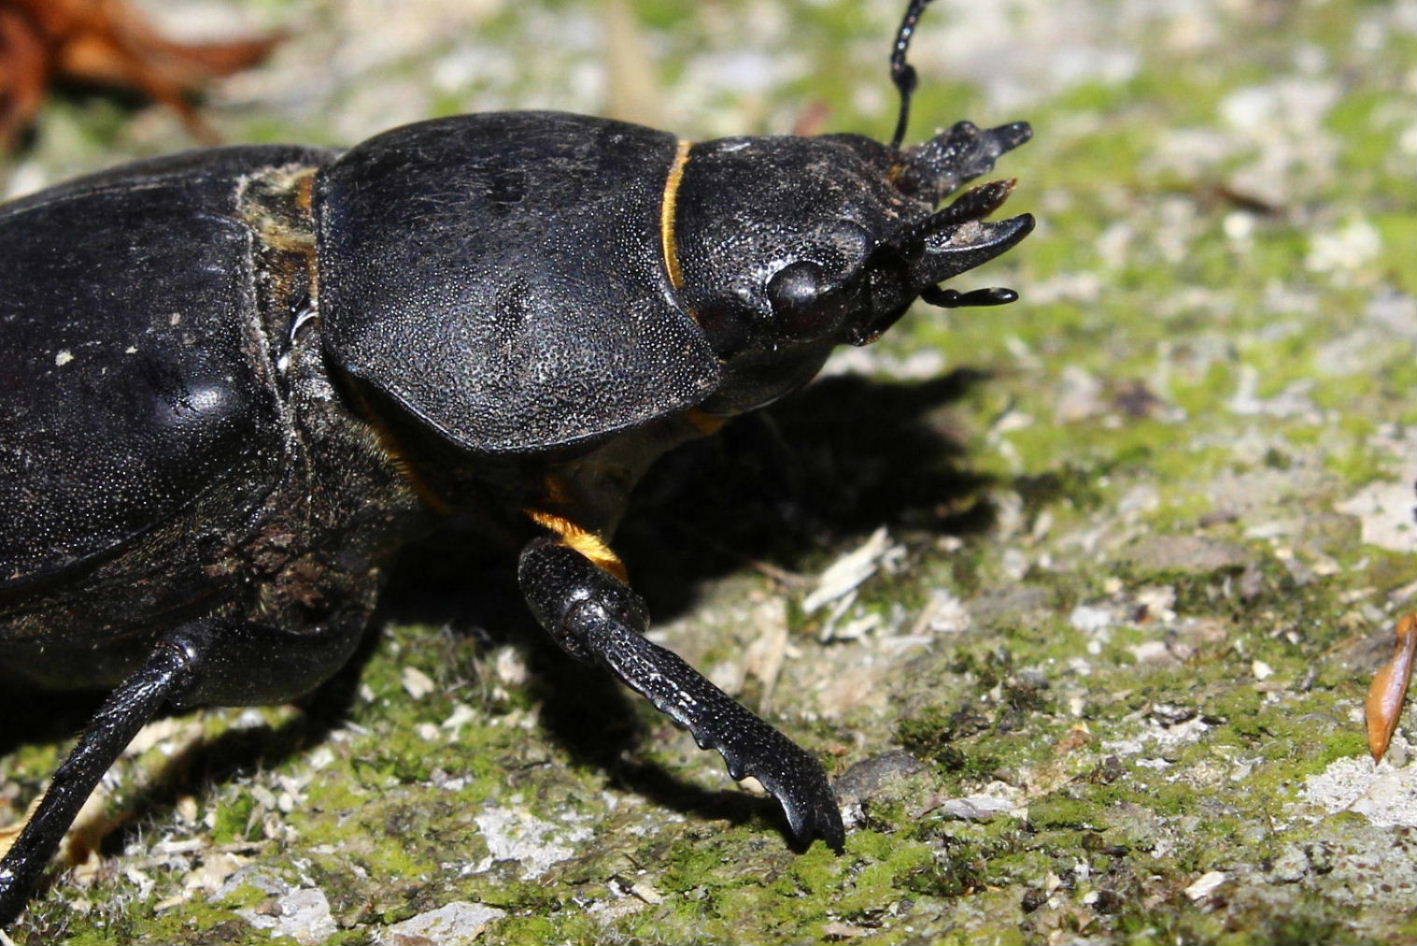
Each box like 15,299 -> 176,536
0,624 -> 210,924
0,614 -> 365,925
518,533 -> 845,852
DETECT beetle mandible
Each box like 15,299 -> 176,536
0,0 -> 1033,923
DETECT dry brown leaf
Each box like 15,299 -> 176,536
0,0 -> 279,149
1367,613 -> 1416,763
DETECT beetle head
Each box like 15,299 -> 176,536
673,121 -> 1032,413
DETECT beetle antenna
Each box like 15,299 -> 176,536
889,0 -> 935,150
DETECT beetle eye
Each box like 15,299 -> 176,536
766,261 -> 847,340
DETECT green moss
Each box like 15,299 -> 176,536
212,881 -> 270,912
210,793 -> 260,844
1028,794 -> 1102,830
1372,212 -> 1417,294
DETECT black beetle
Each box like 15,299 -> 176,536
0,0 -> 1032,924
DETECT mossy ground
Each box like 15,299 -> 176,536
2,0 -> 1414,943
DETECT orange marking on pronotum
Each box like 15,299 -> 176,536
659,140 -> 692,290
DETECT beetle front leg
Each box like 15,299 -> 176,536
518,536 -> 845,852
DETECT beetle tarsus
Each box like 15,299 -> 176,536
519,539 -> 846,852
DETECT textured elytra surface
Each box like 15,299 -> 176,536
1,0 -> 1414,944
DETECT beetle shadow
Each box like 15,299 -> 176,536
0,688 -> 107,760
619,368 -> 998,618
379,367 -> 998,840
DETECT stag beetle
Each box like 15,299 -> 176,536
0,0 -> 1032,923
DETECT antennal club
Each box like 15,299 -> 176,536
889,0 -> 935,150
